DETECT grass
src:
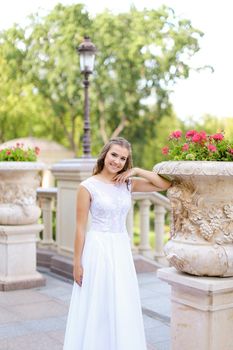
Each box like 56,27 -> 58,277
133,225 -> 170,248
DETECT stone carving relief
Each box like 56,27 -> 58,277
167,182 -> 233,245
0,183 -> 37,206
0,174 -> 41,225
164,242 -> 229,276
165,253 -> 199,276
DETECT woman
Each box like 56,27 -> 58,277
63,137 -> 171,350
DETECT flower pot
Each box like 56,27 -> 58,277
154,161 -> 233,277
0,162 -> 45,225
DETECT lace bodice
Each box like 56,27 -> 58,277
80,177 -> 132,233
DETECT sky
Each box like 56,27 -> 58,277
1,0 -> 233,122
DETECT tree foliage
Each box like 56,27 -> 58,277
189,114 -> 233,140
0,4 -> 204,166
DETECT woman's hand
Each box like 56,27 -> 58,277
114,166 -> 171,192
73,264 -> 83,287
114,167 -> 138,183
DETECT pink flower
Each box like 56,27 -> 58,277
192,133 -> 201,143
16,143 -> 20,147
186,130 -> 197,138
211,133 -> 224,141
6,150 -> 11,155
170,130 -> 182,139
208,144 -> 217,152
199,131 -> 207,141
182,143 -> 189,152
191,131 -> 206,143
162,128 -> 231,161
35,146 -> 40,155
162,146 -> 169,155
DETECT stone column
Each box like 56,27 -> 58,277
52,158 -> 96,257
158,267 -> 233,350
138,199 -> 152,257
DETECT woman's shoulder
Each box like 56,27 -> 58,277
80,176 -> 98,189
80,176 -> 94,185
79,177 -> 97,199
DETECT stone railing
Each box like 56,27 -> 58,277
37,187 -> 170,263
130,192 -> 170,263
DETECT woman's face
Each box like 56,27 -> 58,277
104,144 -> 129,174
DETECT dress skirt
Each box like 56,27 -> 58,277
63,230 -> 147,350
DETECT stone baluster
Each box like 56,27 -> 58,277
40,197 -> 54,246
154,204 -> 166,263
126,200 -> 137,252
138,199 -> 152,257
37,188 -> 57,248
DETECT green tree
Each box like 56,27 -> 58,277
0,26 -> 55,142
91,6 -> 203,152
0,4 -> 204,163
141,111 -> 185,168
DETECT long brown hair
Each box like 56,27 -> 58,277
93,137 -> 133,175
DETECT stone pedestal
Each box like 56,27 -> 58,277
0,224 -> 45,291
52,158 -> 96,256
158,267 -> 233,350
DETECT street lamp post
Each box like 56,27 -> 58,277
77,36 -> 97,158
51,38 -> 97,259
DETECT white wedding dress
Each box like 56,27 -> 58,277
63,177 -> 147,350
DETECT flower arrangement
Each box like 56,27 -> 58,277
161,130 -> 233,161
0,143 -> 40,161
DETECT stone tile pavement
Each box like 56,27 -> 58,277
0,269 -> 171,350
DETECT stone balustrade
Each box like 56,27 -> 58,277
131,192 -> 170,264
37,187 -> 170,264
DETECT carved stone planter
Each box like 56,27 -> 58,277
0,162 -> 46,290
0,162 -> 44,224
154,161 -> 233,277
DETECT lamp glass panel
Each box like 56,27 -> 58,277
80,51 -> 95,72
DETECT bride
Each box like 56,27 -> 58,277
63,137 -> 171,350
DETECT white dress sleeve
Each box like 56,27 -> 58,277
80,178 -> 94,200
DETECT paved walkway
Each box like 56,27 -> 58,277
0,269 -> 171,350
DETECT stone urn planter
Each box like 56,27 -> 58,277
0,161 -> 46,291
154,161 -> 233,277
0,162 -> 44,224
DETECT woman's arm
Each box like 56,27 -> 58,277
73,186 -> 91,286
114,167 -> 171,192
